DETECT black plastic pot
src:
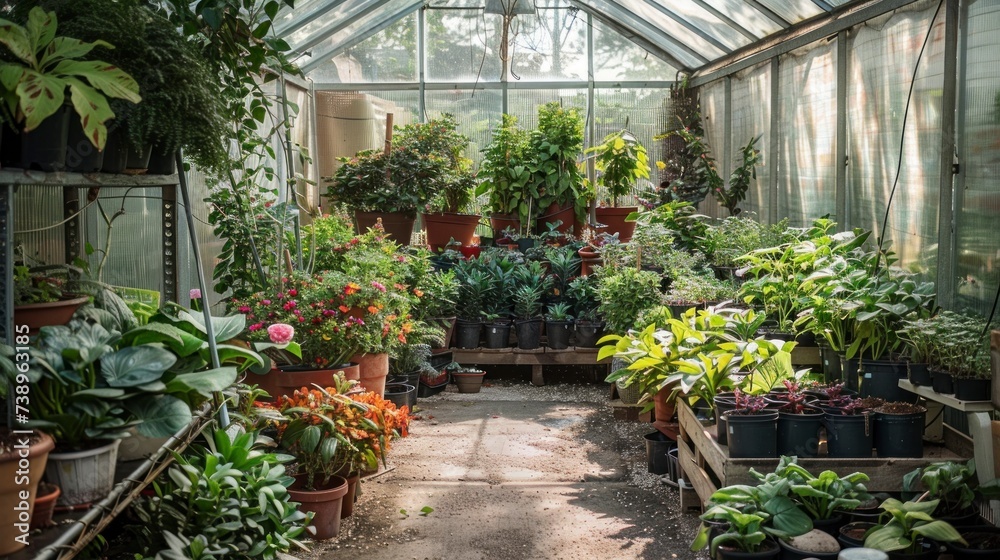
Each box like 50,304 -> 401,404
417,374 -> 449,398
516,238 -> 534,253
0,124 -> 22,167
714,394 -> 737,446
515,318 -> 543,350
954,377 -> 991,402
644,431 -> 675,475
126,141 -> 152,170
545,320 -> 572,349
716,540 -> 780,560
22,105 -> 70,171
482,321 -> 512,349
842,355 -> 860,392
824,412 -> 873,458
65,116 -> 103,172
873,408 -> 926,458
147,145 -> 178,175
886,540 -> 940,560
811,514 -> 847,538
724,410 -> 778,458
860,359 -> 916,403
776,407 -> 824,457
908,362 -> 932,386
947,526 -> 1000,560
101,126 -> 128,173
384,383 -> 416,411
818,343 -> 842,384
779,529 -> 840,560
574,321 -> 604,348
838,521 -> 877,549
931,369 -> 955,394
454,319 -> 482,349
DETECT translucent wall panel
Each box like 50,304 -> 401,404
426,10 -> 502,82
956,0 -> 1000,313
507,88 -> 587,130
777,41 -> 838,227
509,8 -> 587,81
80,187 -> 165,292
425,89 -> 503,168
592,19 -> 677,81
308,13 -> 418,83
13,186 -> 66,268
592,88 -> 671,203
731,62 -> 772,221
698,79 -> 727,219
847,1 -> 943,280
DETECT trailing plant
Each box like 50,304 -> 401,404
131,429 -> 310,559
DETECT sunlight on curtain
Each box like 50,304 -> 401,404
730,62 -> 772,221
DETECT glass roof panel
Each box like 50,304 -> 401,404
426,10 -> 502,82
697,0 -> 784,37
592,18 -> 677,80
754,0 -> 826,24
287,0 -> 384,53
510,8 -> 588,80
296,0 -> 422,71
605,0 -> 726,61
306,12 -> 418,83
646,0 -> 753,52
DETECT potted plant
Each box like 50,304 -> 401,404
701,215 -> 788,281
35,0 -> 228,173
567,275 -> 603,347
477,114 -> 532,236
132,429 -> 310,555
0,427 -> 55,556
0,6 -> 142,171
512,262 -> 551,350
898,315 -> 937,386
421,114 -> 482,251
12,265 -> 90,332
691,505 -> 783,560
413,269 -> 460,350
452,260 -> 491,348
769,457 -> 872,533
765,380 -> 825,458
545,302 -> 574,350
815,390 -> 874,459
864,498 -> 966,560
446,362 -> 487,393
596,267 -> 663,336
723,389 -> 779,458
910,312 -> 991,400
902,460 -> 981,525
327,117 -> 459,244
530,102 -> 591,234
586,129 -> 649,242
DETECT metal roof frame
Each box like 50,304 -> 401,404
301,0 -> 424,73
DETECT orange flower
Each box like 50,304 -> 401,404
413,289 -> 424,297
344,283 -> 361,295
367,305 -> 379,315
339,305 -> 350,313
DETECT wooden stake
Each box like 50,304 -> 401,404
384,112 -> 394,180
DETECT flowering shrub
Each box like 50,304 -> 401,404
256,373 -> 410,490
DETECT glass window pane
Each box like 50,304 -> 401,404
507,88 -> 587,129
608,1 -> 726,61
731,62 -> 772,221
956,0 -> 1000,313
509,8 -> 588,81
286,0 -> 372,51
777,41 -> 838,227
306,13 -> 418,83
426,9 -> 502,82
847,4 -> 943,283
647,0 -> 753,52
425,89 -> 504,169
593,19 -> 677,81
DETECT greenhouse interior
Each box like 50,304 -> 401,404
3,0 -> 1000,558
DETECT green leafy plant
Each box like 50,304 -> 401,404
766,456 -> 872,520
587,129 -> 649,206
0,6 -> 141,149
899,312 -> 990,378
476,114 -> 533,226
703,469 -> 812,542
691,506 -> 777,556
12,265 -> 70,305
530,102 -> 591,224
546,302 -> 573,322
715,135 -> 762,216
567,275 -> 600,322
131,429 -> 310,559
596,267 -> 663,334
903,460 -> 978,518
864,498 -> 966,554
453,260 -> 492,321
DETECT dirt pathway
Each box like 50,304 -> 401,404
299,381 -> 706,560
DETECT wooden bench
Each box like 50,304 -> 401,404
449,347 -> 610,386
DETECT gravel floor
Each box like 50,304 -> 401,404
297,376 -> 708,560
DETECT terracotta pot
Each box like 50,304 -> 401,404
578,246 -> 602,276
351,352 -> 390,396
15,295 -> 90,333
0,431 -> 54,555
535,202 -> 575,234
652,388 -> 678,439
453,370 -> 487,393
340,472 -> 360,519
288,475 -> 349,540
355,210 -> 415,245
594,206 -> 638,242
30,483 -> 60,530
252,364 -> 360,401
423,212 -> 481,252
489,213 -> 521,238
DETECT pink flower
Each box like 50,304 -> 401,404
371,281 -> 386,293
267,323 -> 295,344
190,288 -> 202,299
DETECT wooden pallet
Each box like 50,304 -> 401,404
675,400 -> 971,511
